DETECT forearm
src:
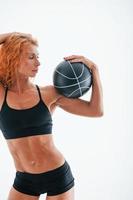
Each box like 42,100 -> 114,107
0,33 -> 11,44
89,65 -> 103,115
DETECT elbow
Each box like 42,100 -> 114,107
91,109 -> 104,117
96,110 -> 104,117
95,107 -> 104,117
86,110 -> 104,117
93,104 -> 104,117
86,103 -> 104,117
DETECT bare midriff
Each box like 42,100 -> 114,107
6,134 -> 65,173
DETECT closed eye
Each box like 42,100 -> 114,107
29,54 -> 39,59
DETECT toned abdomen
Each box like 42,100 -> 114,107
6,134 -> 65,173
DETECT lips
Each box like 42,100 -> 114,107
32,69 -> 38,72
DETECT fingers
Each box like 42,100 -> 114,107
64,55 -> 84,64
63,55 -> 97,70
64,55 -> 84,60
66,58 -> 83,63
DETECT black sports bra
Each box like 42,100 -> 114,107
0,85 -> 53,139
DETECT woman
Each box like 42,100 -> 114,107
0,32 -> 103,200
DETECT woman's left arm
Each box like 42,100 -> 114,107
56,55 -> 104,117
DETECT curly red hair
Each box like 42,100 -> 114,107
0,33 -> 38,88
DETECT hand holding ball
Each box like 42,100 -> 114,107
53,60 -> 92,98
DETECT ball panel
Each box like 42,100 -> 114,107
67,61 -> 84,78
53,73 -> 79,87
58,85 -> 80,98
68,86 -> 91,98
55,61 -> 78,79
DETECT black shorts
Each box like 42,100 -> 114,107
13,160 -> 75,196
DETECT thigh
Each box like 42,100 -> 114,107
7,187 -> 40,200
46,187 -> 74,200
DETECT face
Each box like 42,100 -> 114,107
17,44 -> 40,78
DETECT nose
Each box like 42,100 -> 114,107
35,58 -> 40,67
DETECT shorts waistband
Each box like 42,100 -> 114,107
16,160 -> 69,178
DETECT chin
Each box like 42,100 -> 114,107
31,75 -> 37,77
29,71 -> 38,77
29,74 -> 37,77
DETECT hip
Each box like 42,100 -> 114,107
13,160 -> 75,196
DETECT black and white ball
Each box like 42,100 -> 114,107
53,60 -> 92,98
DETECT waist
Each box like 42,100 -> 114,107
15,150 -> 65,173
7,134 -> 65,173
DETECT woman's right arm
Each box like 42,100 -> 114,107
0,33 -> 12,44
0,33 -> 11,89
0,32 -> 32,45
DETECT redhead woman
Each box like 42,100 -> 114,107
0,32 -> 103,200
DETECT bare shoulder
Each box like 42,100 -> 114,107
39,85 -> 63,104
38,85 -> 64,114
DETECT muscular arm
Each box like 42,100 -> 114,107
88,66 -> 103,116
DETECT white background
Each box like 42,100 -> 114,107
0,0 -> 132,199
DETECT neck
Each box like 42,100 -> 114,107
9,78 -> 34,94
